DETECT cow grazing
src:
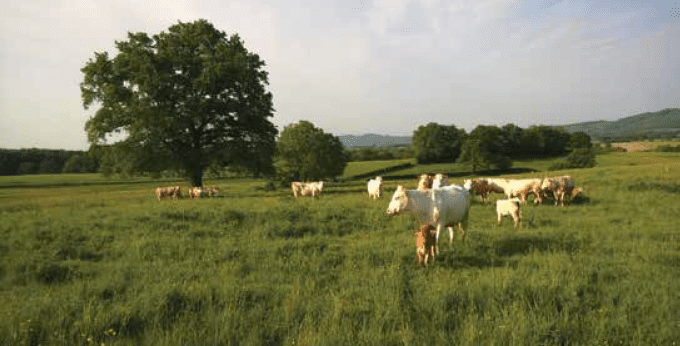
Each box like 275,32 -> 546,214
463,178 -> 506,202
496,198 -> 522,229
292,181 -> 324,198
498,178 -> 544,204
205,186 -> 219,197
417,174 -> 434,192
367,176 -> 384,200
189,187 -> 207,199
432,173 -> 450,189
414,224 -> 437,266
540,175 -> 577,206
386,185 -> 471,254
156,186 -> 181,201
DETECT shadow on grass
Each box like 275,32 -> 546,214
493,236 -> 580,257
382,167 -> 538,181
434,252 -> 517,270
414,234 -> 581,270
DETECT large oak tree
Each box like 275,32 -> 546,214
81,20 -> 277,186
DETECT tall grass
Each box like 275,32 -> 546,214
1,153 -> 679,345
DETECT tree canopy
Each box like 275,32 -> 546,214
412,123 -> 466,164
274,121 -> 348,182
81,19 -> 277,186
458,125 -> 512,172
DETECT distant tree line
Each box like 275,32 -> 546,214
0,148 -> 100,175
412,123 -> 594,172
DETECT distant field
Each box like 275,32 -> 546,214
1,152 -> 679,345
610,140 -> 680,152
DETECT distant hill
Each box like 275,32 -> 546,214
338,134 -> 412,148
338,109 -> 680,147
560,108 -> 680,140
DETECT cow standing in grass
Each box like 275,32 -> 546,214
292,181 -> 324,198
417,174 -> 434,193
156,186 -> 182,201
367,176 -> 383,200
498,178 -> 544,204
463,178 -> 506,202
387,184 -> 471,254
414,223 -> 437,266
432,173 -> 450,189
496,198 -> 522,228
541,176 -> 582,206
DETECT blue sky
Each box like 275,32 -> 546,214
1,0 -> 679,150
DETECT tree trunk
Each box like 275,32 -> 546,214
189,169 -> 203,187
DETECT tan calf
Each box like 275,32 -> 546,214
414,224 -> 437,266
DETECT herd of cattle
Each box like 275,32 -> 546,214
155,186 -> 219,200
156,173 -> 582,267
384,173 -> 583,266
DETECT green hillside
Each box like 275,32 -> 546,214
561,108 -> 680,139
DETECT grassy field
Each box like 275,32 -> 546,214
1,152 -> 679,345
340,158 -> 414,180
609,140 -> 680,152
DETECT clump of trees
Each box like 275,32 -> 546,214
274,120 -> 348,182
0,149 -> 96,175
458,125 -> 511,172
412,123 -> 466,164
549,148 -> 597,170
80,19 -> 277,186
411,122 -> 593,173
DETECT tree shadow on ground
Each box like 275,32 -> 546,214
493,236 -> 580,257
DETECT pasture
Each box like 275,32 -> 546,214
1,152 -> 679,345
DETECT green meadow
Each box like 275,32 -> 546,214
1,152 -> 679,345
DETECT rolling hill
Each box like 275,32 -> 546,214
338,108 -> 680,147
560,108 -> 680,139
338,134 -> 412,148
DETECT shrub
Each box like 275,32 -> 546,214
549,148 -> 596,170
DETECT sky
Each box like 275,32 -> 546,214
1,0 -> 679,150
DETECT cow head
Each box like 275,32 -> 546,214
386,185 -> 408,216
418,174 -> 434,190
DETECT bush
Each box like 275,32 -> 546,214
549,148 -> 596,170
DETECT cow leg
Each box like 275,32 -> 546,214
435,225 -> 442,254
459,212 -> 469,241
448,226 -> 455,243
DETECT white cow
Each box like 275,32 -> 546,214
189,187 -> 207,198
156,186 -> 182,201
496,198 -> 522,228
367,176 -> 384,200
497,178 -> 543,204
541,175 -> 580,206
292,181 -> 324,198
386,185 -> 471,254
432,173 -> 450,189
